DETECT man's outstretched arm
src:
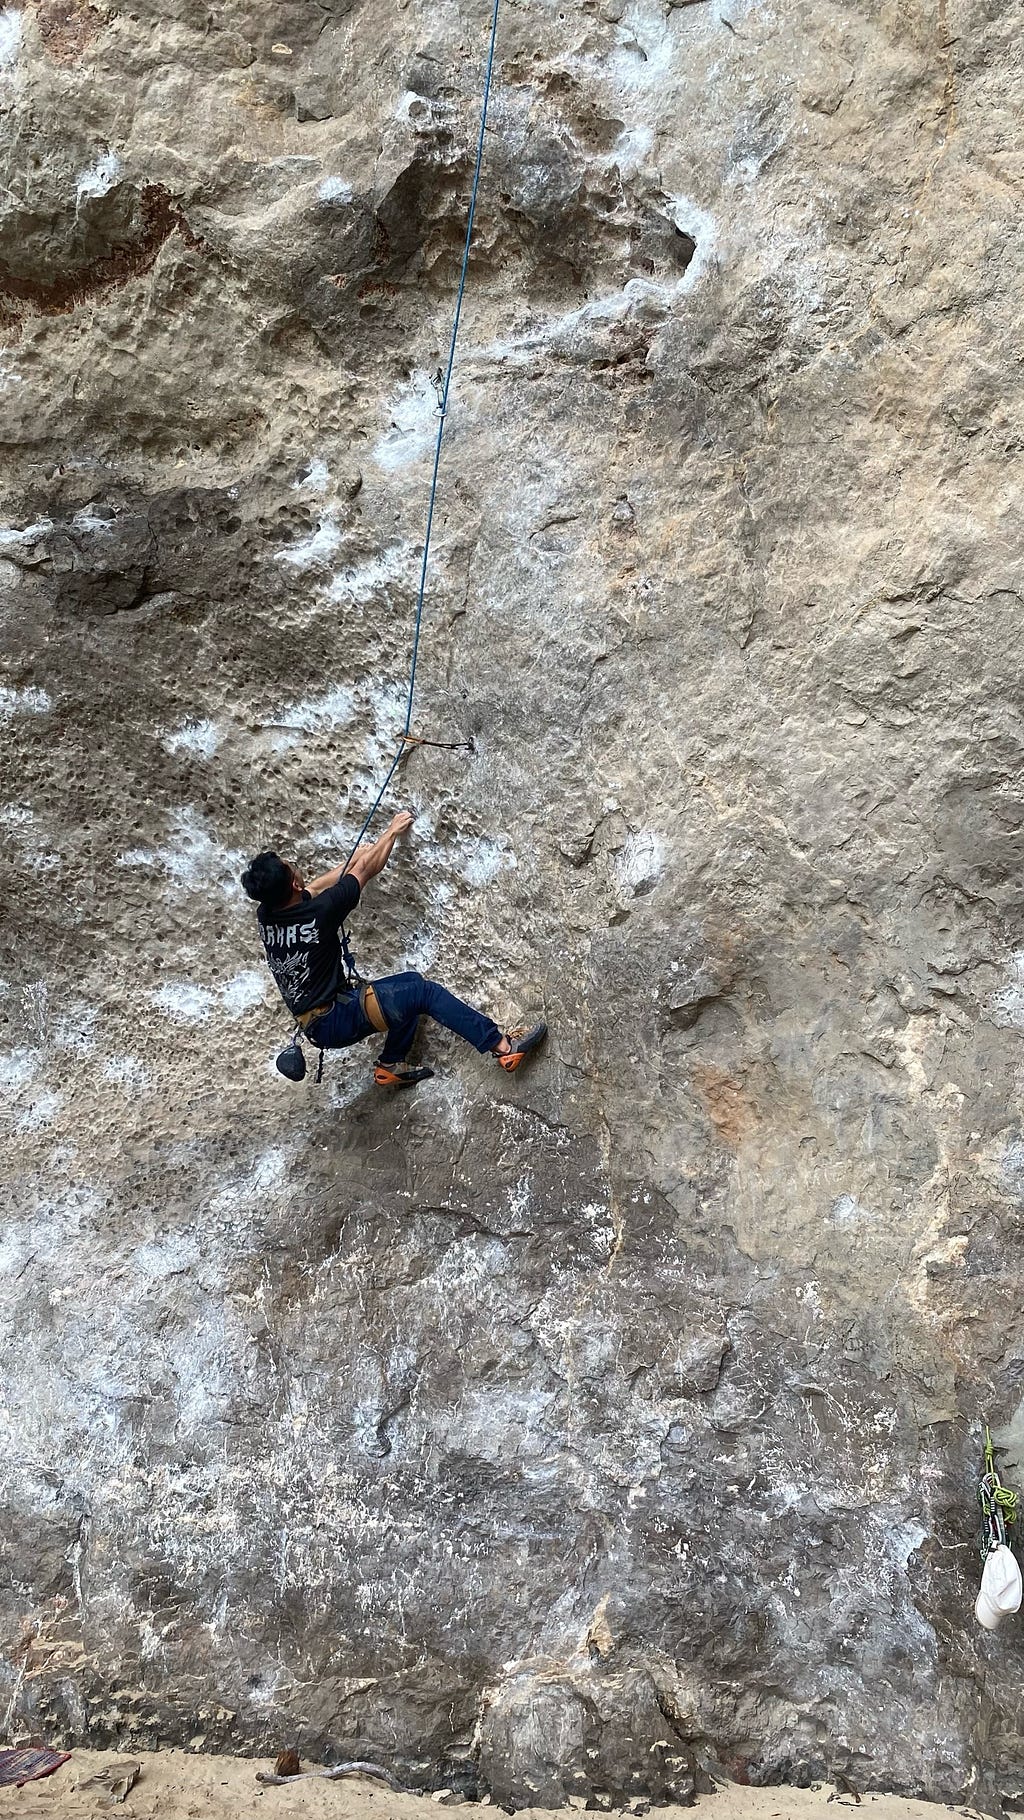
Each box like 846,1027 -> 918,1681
307,811 -> 414,896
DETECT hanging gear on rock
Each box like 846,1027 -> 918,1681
975,1424 -> 1022,1630
241,819 -> 547,1092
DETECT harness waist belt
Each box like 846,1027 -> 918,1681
361,983 -> 388,1033
296,984 -> 389,1034
296,1001 -> 333,1029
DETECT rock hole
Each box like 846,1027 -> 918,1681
673,228 -> 697,272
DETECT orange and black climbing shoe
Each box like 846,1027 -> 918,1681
496,1022 -> 548,1073
373,1064 -> 435,1089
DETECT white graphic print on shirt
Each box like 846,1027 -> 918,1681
262,921 -> 320,998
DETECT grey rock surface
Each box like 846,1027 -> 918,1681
2,0 -> 1024,1806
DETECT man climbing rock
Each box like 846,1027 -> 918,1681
241,810 -> 547,1088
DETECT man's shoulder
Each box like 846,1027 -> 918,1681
310,874 -> 361,914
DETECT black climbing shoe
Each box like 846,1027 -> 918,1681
496,1022 -> 548,1073
373,1064 -> 435,1089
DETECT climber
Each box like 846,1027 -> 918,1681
241,810 -> 547,1088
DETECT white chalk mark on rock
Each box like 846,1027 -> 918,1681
76,150 -> 123,202
100,1054 -> 151,1091
218,970 -> 267,1018
317,176 -> 354,205
152,982 -> 217,1023
0,1046 -> 39,1088
613,829 -> 664,898
0,7 -> 21,72
162,719 -> 222,760
0,683 -> 51,717
988,949 -> 1024,1029
17,1089 -> 63,1133
117,808 -> 242,893
272,683 -> 356,739
325,542 -> 416,607
373,372 -> 441,471
273,518 -> 342,570
292,458 -> 330,494
152,971 -> 266,1023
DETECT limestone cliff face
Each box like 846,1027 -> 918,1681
3,0 -> 1024,1805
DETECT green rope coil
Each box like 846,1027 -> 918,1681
978,1426 -> 1020,1558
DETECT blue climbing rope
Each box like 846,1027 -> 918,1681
346,0 -> 502,863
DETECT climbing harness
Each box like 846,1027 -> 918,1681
361,982 -> 389,1033
975,1425 -> 1022,1630
279,981 -> 388,1082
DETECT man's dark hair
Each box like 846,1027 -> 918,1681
241,851 -> 293,909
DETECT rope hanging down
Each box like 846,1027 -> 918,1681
345,0 -> 502,864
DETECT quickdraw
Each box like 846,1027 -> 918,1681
340,924 -> 362,992
978,1424 -> 1019,1558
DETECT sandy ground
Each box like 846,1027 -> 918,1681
3,1753 -> 985,1820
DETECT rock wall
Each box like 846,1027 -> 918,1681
3,0 -> 1024,1806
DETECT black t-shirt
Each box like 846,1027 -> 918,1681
257,876 -> 361,1016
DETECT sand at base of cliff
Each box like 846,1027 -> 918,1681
8,1751 -> 985,1820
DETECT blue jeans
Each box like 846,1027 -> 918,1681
307,970 -> 502,1066
305,992 -> 373,1050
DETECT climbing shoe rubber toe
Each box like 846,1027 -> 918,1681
497,1022 -> 548,1073
373,1064 -> 435,1089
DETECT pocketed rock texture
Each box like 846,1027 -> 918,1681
2,0 -> 1024,1808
